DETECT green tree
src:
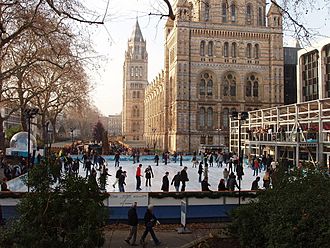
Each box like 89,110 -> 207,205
230,167 -> 330,248
0,161 -> 107,248
5,125 -> 22,141
92,120 -> 105,144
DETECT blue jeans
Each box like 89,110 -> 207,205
119,185 -> 125,192
140,226 -> 160,245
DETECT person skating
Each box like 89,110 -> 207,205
145,165 -> 154,187
154,154 -> 159,166
114,152 -> 120,167
125,202 -> 139,246
180,166 -> 189,192
136,164 -> 142,191
113,166 -> 122,189
140,205 -> 161,246
227,172 -> 240,191
161,172 -> 169,192
198,162 -> 203,182
119,171 -> 127,192
171,172 -> 181,192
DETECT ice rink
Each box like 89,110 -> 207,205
8,156 -> 266,192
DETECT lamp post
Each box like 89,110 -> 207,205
24,107 -> 39,193
70,128 -> 74,154
231,111 -> 248,205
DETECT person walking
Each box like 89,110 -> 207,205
136,164 -> 142,191
114,152 -> 120,167
171,172 -> 181,192
198,162 -> 203,182
125,202 -> 139,246
161,172 -> 170,192
113,166 -> 122,189
119,171 -> 127,192
140,205 -> 161,246
179,154 -> 183,166
154,154 -> 159,166
145,165 -> 154,187
180,166 -> 189,192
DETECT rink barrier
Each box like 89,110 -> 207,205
0,191 -> 257,223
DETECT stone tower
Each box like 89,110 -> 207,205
122,20 -> 148,145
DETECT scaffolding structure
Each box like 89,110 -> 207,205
230,98 -> 330,167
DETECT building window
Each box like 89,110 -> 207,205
246,4 -> 252,24
222,108 -> 229,129
207,107 -> 213,127
200,40 -> 205,56
199,79 -> 206,95
230,81 -> 236,96
231,4 -> 236,22
302,50 -> 319,101
208,41 -> 213,56
258,7 -> 263,26
139,66 -> 143,76
207,136 -> 213,145
223,73 -> 236,97
254,44 -> 260,59
246,74 -> 259,97
130,67 -> 134,77
222,2 -> 227,22
200,107 -> 205,127
204,2 -> 210,21
253,81 -> 259,97
135,67 -> 138,77
247,43 -> 252,58
224,42 -> 229,57
231,42 -> 237,58
207,79 -> 213,96
200,135 -> 206,144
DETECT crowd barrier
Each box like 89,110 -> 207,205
0,191 -> 257,223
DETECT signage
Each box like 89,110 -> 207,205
108,193 -> 148,207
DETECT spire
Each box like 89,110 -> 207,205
130,20 -> 144,42
295,39 -> 301,48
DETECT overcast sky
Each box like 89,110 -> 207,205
88,0 -> 330,116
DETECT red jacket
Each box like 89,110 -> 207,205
136,167 -> 141,177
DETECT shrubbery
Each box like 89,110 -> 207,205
230,166 -> 330,248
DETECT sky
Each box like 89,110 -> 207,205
87,0 -> 330,116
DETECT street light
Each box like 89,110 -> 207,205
231,111 -> 248,205
24,107 -> 39,193
70,128 -> 75,154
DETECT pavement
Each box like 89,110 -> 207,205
103,223 -> 228,248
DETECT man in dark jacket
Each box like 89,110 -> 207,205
201,177 -> 212,191
251,176 -> 260,190
161,172 -> 170,192
180,167 -> 189,192
140,205 -> 161,246
113,166 -> 122,189
125,202 -> 138,246
119,171 -> 127,192
171,172 -> 181,192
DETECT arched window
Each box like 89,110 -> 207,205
133,91 -> 137,98
200,107 -> 205,127
135,67 -> 138,77
207,79 -> 213,96
223,73 -> 236,96
245,81 -> 252,97
139,66 -> 143,76
231,4 -> 236,22
200,40 -> 205,56
247,43 -> 252,58
208,41 -> 213,56
130,67 -> 134,77
132,106 -> 139,118
199,79 -> 206,95
231,42 -> 237,58
222,2 -> 227,22
258,7 -> 263,26
246,4 -> 252,23
254,44 -> 259,59
136,91 -> 140,98
222,108 -> 229,128
253,82 -> 259,97
200,72 -> 213,96
207,107 -> 213,127
224,42 -> 229,57
246,74 -> 259,97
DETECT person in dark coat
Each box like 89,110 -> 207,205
227,172 -> 240,191
201,177 -> 212,191
119,171 -> 127,192
251,176 -> 260,190
154,154 -> 159,166
180,167 -> 189,192
125,202 -> 138,246
198,162 -> 203,182
113,166 -> 122,189
161,172 -> 170,192
140,205 -> 161,246
171,172 -> 181,192
218,179 -> 227,191
145,165 -> 154,187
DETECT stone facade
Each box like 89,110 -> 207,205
122,21 -> 148,145
108,114 -> 122,136
124,1 -> 284,152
